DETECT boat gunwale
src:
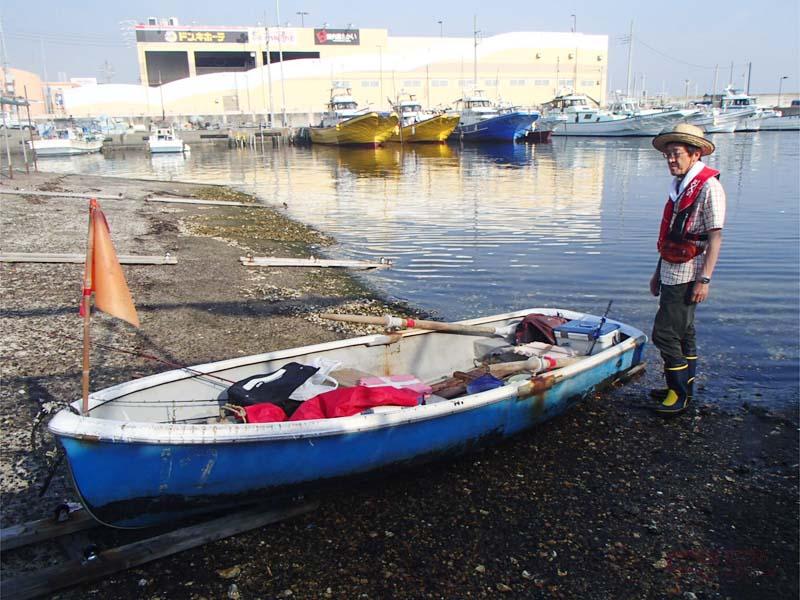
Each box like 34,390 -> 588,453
48,308 -> 646,445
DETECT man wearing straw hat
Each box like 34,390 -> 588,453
648,123 -> 725,415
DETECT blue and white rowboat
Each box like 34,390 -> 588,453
48,307 -> 646,528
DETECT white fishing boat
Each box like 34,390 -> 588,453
609,96 -> 697,129
539,93 -> 675,137
147,127 -> 189,154
688,87 -> 761,133
29,127 -> 104,157
758,112 -> 800,131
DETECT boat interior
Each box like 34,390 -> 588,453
81,310 -> 633,425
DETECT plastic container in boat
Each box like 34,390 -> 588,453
553,317 -> 621,355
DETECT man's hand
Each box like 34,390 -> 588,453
691,281 -> 710,303
650,271 -> 660,297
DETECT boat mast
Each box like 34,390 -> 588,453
625,20 -> 634,97
712,64 -> 719,107
473,15 -> 479,93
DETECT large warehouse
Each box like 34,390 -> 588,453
63,18 -> 609,122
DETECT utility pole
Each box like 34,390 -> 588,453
276,0 -> 287,126
265,24 -> 275,126
0,15 -> 11,126
625,20 -> 634,97
712,64 -> 719,107
746,61 -> 752,95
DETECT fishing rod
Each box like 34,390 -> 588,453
587,300 -> 613,356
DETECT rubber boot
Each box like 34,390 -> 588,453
654,363 -> 690,415
650,355 -> 696,402
685,355 -> 697,402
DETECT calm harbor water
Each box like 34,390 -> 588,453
41,133 -> 799,408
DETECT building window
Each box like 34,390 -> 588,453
332,80 -> 351,88
361,80 -> 379,87
581,80 -> 596,86
431,79 -> 449,87
457,79 -> 475,88
402,80 -> 422,88
510,79 -> 527,86
533,79 -> 549,86
558,79 -> 574,88
484,79 -> 498,87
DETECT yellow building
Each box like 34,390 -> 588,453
63,20 -> 608,122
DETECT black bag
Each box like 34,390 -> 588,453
514,313 -> 569,346
227,362 -> 319,417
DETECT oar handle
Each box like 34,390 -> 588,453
319,313 -> 498,336
488,355 -> 579,378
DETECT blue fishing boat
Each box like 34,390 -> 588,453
449,94 -> 539,142
48,307 -> 646,528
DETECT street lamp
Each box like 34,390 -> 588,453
570,14 -> 576,33
778,75 -> 788,108
437,20 -> 443,38
296,11 -> 308,27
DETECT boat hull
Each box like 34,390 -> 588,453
149,142 -> 187,153
49,308 -> 646,528
310,112 -> 399,146
451,112 -> 538,142
759,115 -> 800,131
547,115 -> 666,137
389,114 -> 461,143
29,139 -> 104,156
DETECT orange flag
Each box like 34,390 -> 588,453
80,199 -> 140,327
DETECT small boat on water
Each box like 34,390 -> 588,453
688,87 -> 761,133
309,89 -> 398,146
539,93 -> 686,137
147,127 -> 189,154
388,96 -> 460,143
29,127 -> 104,157
758,113 -> 800,131
48,307 -> 646,528
449,93 -> 539,142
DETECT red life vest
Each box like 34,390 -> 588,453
657,166 -> 720,263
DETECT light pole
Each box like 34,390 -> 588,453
296,11 -> 308,27
684,79 -> 690,107
778,75 -> 788,107
570,14 -> 576,33
437,20 -> 443,38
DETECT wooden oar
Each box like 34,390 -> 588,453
320,313 -> 516,337
488,355 -> 580,378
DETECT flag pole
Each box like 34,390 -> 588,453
81,201 -> 96,415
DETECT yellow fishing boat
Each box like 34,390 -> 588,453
309,89 -> 399,146
388,97 -> 460,143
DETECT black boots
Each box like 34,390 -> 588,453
653,358 -> 694,415
649,356 -> 696,403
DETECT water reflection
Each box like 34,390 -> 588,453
38,135 -> 799,407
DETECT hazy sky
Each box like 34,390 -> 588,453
3,0 -> 798,97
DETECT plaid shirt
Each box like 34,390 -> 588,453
660,170 -> 726,286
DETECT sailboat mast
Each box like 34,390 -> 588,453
625,20 -> 634,97
712,64 -> 719,107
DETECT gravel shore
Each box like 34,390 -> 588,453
1,171 -> 797,599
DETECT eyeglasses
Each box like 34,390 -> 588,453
662,150 -> 689,160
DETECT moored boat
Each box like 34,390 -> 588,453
147,126 -> 189,153
758,113 -> 800,131
48,307 -> 646,528
388,97 -> 460,143
309,89 -> 398,146
449,93 -> 538,142
29,127 -> 103,157
540,93 -> 678,137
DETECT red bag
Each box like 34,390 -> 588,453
289,386 -> 420,421
244,403 -> 287,423
514,313 -> 568,345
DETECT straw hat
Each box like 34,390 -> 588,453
652,123 -> 715,156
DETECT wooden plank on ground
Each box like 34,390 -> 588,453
240,256 -> 391,270
0,509 -> 98,551
0,190 -> 124,200
0,253 -> 177,265
147,196 -> 261,207
1,501 -> 318,600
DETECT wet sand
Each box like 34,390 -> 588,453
1,171 -> 797,599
